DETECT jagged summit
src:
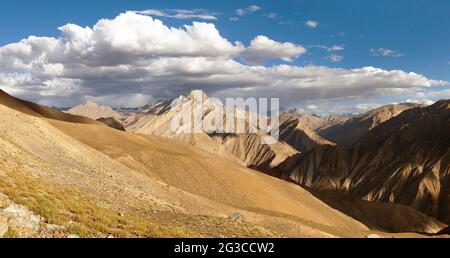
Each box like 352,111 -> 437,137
187,89 -> 208,99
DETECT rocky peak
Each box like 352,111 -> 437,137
186,89 -> 209,102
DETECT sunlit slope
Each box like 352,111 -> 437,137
48,118 -> 365,233
319,103 -> 422,146
0,90 -> 95,124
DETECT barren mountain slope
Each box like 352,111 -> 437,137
319,114 -> 350,129
122,100 -> 171,131
281,108 -> 327,131
135,91 -> 336,170
66,100 -> 123,121
276,100 -> 450,225
279,116 -> 335,153
48,119 -> 362,235
0,90 -> 95,124
438,226 -> 450,235
135,91 -> 299,169
96,117 -> 126,131
319,103 -> 422,145
280,109 -> 349,132
309,191 -> 445,233
0,90 -> 375,238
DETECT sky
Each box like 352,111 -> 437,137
0,0 -> 449,114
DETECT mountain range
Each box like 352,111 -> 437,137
0,88 -> 448,238
0,89 -> 373,238
276,100 -> 450,226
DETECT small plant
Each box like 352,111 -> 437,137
0,169 -> 277,238
3,228 -> 19,238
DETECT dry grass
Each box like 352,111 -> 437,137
3,228 -> 19,238
0,170 -> 196,238
0,170 -> 279,238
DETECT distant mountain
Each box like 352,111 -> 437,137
279,116 -> 335,153
132,92 -> 353,170
318,114 -> 351,130
281,108 -> 327,131
142,100 -> 173,116
122,100 -> 172,132
66,100 -> 123,121
280,108 -> 351,132
319,103 -> 422,145
276,100 -> 450,225
135,90 -> 299,170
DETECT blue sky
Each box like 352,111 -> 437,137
0,0 -> 449,113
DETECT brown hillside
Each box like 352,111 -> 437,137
97,117 -> 126,131
319,103 -> 422,145
276,100 -> 450,226
0,89 -> 95,124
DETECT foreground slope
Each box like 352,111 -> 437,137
0,89 -> 372,238
122,100 -> 171,131
0,90 -> 94,124
277,100 -> 450,226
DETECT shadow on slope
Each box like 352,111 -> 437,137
0,89 -> 95,124
437,226 -> 450,235
307,190 -> 446,234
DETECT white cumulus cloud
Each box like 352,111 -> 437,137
134,9 -> 218,20
0,11 -> 447,108
240,36 -> 307,64
305,20 -> 318,28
